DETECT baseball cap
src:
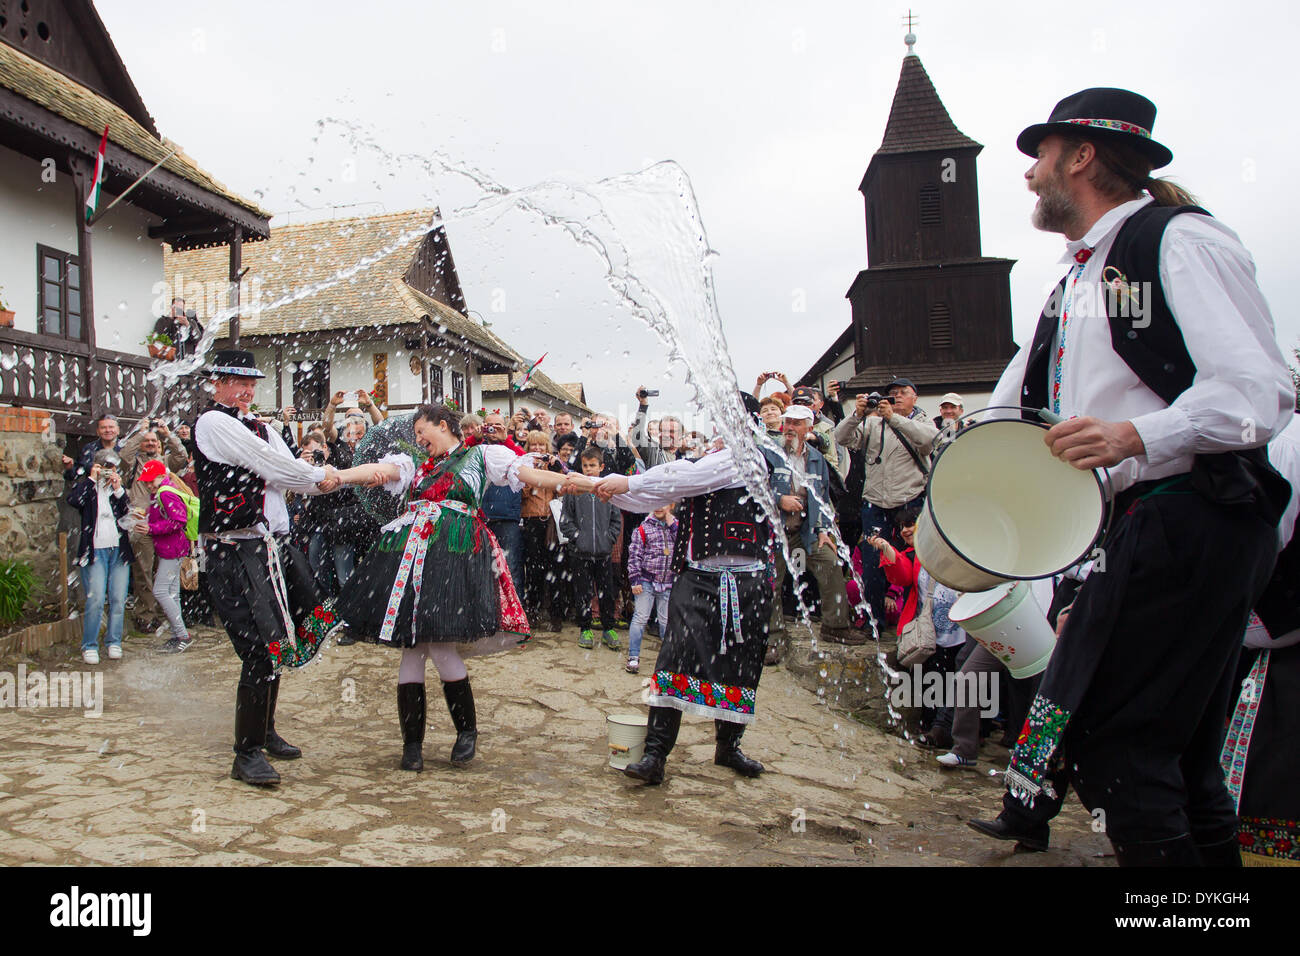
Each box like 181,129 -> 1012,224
139,460 -> 167,483
782,405 -> 815,422
939,392 -> 964,407
791,386 -> 817,406
884,377 -> 916,392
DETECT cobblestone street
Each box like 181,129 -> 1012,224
0,626 -> 1109,866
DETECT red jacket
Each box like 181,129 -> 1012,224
880,546 -> 920,633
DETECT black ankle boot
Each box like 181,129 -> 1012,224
443,678 -> 477,766
397,683 -> 426,772
967,814 -> 1049,852
264,678 -> 301,759
231,682 -> 280,786
714,720 -> 764,777
625,707 -> 681,785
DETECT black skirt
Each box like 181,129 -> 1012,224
1235,644 -> 1300,864
337,520 -> 502,648
649,564 -> 771,724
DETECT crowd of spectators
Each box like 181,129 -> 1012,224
60,371 -> 1003,763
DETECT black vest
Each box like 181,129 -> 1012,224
194,404 -> 269,534
670,450 -> 778,570
1021,204 -> 1294,626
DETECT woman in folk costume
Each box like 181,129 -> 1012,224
571,393 -> 779,785
1220,414 -> 1300,866
328,403 -> 570,771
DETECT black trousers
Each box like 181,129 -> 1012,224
204,537 -> 318,686
521,517 -> 557,620
571,554 -> 615,630
1003,491 -> 1275,846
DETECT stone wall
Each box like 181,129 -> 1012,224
0,406 -> 67,620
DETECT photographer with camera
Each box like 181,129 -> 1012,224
833,377 -> 938,626
67,449 -> 135,664
630,386 -> 685,468
153,298 -> 205,360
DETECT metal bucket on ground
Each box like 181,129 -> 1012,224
949,580 -> 1057,679
607,713 -> 648,770
915,414 -> 1107,593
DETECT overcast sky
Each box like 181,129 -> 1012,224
99,0 -> 1300,421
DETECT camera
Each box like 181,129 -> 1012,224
582,420 -> 599,430
865,392 -> 884,409
637,388 -> 660,399
312,450 -> 326,465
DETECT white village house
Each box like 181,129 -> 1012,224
0,1 -> 270,442
166,208 -> 590,431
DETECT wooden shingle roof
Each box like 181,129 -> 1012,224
875,55 -> 981,155
0,39 -> 269,220
165,210 -> 507,362
480,368 -> 592,416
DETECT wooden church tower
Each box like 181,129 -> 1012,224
843,31 -> 1016,397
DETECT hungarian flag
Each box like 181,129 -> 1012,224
513,352 -> 547,391
85,124 -> 108,222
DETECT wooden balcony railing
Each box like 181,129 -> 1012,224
0,327 -> 161,432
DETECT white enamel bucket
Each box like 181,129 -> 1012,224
914,415 -> 1107,593
949,581 -> 1056,679
607,713 -> 649,770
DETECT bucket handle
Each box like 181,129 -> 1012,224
927,405 -> 1117,578
609,744 -> 630,754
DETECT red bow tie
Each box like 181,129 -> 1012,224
1074,247 -> 1093,264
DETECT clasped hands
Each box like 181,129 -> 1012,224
317,464 -> 341,493
563,473 -> 630,501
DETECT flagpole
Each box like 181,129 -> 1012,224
88,146 -> 178,227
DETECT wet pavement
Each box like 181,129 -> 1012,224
0,624 -> 1110,866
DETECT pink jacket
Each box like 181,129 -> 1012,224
147,478 -> 192,560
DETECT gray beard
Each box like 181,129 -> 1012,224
1031,180 -> 1080,235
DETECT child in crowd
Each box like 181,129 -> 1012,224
139,459 -> 195,652
560,445 -> 622,651
625,502 -> 678,674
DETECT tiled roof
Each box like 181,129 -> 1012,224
165,210 -> 513,364
0,39 -> 268,219
480,368 -> 592,415
558,383 -> 587,404
844,358 -> 1012,392
875,55 -> 981,155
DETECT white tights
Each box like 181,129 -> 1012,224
398,643 -> 468,685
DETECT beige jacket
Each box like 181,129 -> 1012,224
833,408 -> 939,509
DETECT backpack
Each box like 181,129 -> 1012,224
158,484 -> 200,542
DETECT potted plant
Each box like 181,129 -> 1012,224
144,331 -> 176,360
0,286 -> 14,328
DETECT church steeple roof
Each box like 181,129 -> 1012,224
875,54 -> 981,154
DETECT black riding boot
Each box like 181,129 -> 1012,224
231,682 -> 280,786
714,719 -> 764,777
264,677 -> 301,759
443,678 -> 477,766
397,682 -> 426,772
624,706 -> 681,785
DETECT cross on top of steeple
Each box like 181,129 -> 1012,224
903,9 -> 918,53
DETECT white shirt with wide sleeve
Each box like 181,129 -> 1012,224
990,195 -> 1294,493
375,443 -> 533,533
195,407 -> 326,537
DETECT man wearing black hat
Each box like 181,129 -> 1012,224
194,349 -> 339,787
967,89 -> 1293,866
832,376 -> 938,626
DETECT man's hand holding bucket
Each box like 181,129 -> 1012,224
1044,416 -> 1145,470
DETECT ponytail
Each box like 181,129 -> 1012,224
1144,176 -> 1199,207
